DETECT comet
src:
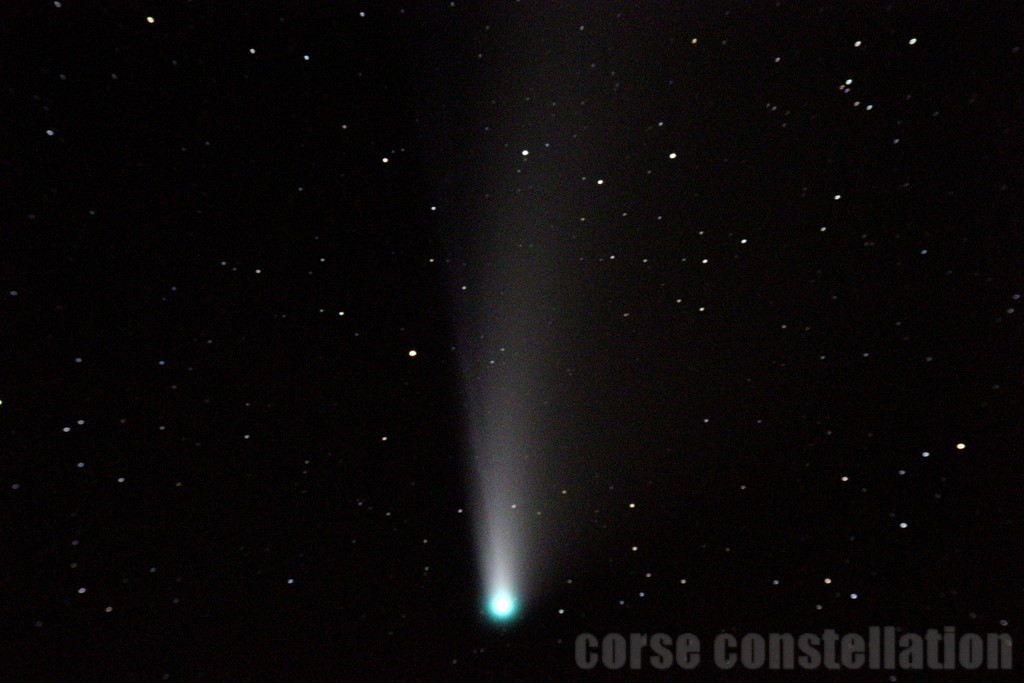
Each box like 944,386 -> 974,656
463,377 -> 534,626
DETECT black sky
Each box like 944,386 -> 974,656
3,2 -> 1023,680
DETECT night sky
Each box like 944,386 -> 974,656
3,2 -> 1023,680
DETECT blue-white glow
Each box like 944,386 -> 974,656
487,589 -> 517,621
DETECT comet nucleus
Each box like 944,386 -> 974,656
487,590 -> 517,621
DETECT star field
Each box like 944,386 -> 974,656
2,2 -> 1022,679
